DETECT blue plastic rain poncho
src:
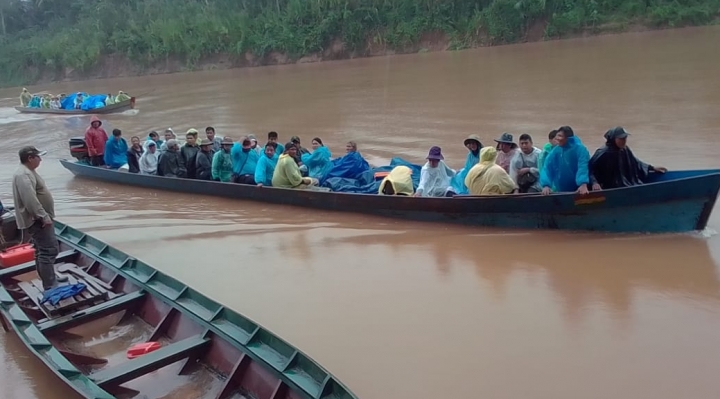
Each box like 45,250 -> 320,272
539,135 -> 591,192
255,153 -> 278,186
451,149 -> 481,194
231,143 -> 260,176
104,136 -> 129,169
301,146 -> 333,180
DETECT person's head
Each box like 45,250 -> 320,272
206,126 -> 216,140
241,136 -> 252,152
221,137 -> 233,152
605,127 -> 630,149
131,136 -> 140,147
479,146 -> 498,164
284,142 -> 297,157
248,134 -> 258,148
555,126 -> 575,147
494,133 -> 515,153
291,136 -> 301,147
268,131 -> 279,144
199,139 -> 213,152
548,129 -> 558,147
186,133 -> 197,146
164,129 -> 175,141
147,141 -> 157,153
186,128 -> 199,142
464,135 -> 482,153
112,129 -> 122,140
90,117 -> 101,128
519,134 -> 533,154
264,141 -> 277,158
19,146 -> 46,170
346,141 -> 357,153
426,146 -> 444,168
149,131 -> 159,141
166,139 -> 178,151
311,137 -> 323,150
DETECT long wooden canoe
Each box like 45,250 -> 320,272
14,97 -> 135,115
0,217 -> 358,399
60,160 -> 720,234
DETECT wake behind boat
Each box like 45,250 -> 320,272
60,158 -> 720,234
0,216 -> 358,399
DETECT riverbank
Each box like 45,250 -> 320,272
0,0 -> 719,87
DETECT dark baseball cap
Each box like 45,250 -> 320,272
19,146 -> 47,159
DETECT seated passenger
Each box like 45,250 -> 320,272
415,146 -> 456,197
127,136 -> 144,174
157,139 -> 186,178
147,131 -> 163,148
291,136 -> 311,156
540,126 -> 592,195
537,129 -> 558,171
181,129 -> 201,179
255,142 -> 279,187
509,133 -> 542,193
49,96 -> 61,110
264,131 -> 284,155
465,147 -> 517,195
139,141 -> 158,175
589,127 -> 667,189
450,135 -> 483,195
115,91 -> 131,103
493,133 -> 518,173
40,94 -> 51,109
379,165 -> 414,196
103,129 -> 129,169
301,137 -> 332,180
346,141 -> 358,154
212,138 -> 234,182
20,88 -> 32,107
74,93 -> 84,109
196,139 -> 215,180
105,93 -> 115,105
159,128 -> 176,155
248,134 -> 261,155
231,136 -> 260,184
272,142 -> 319,189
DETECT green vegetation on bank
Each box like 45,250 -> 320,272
1,0 -> 719,86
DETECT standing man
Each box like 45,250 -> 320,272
12,147 -> 65,290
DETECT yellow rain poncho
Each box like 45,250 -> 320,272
465,147 -> 517,195
115,91 -> 131,103
20,88 -> 32,107
378,165 -> 414,196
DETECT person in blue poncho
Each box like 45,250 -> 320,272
255,142 -> 279,187
451,134 -> 483,195
540,126 -> 593,195
301,137 -> 333,180
231,136 -> 260,184
104,129 -> 129,169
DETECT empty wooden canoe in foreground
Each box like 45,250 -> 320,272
0,217 -> 358,399
14,98 -> 136,115
60,160 -> 720,234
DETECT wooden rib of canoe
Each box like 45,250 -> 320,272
14,97 -> 136,115
60,159 -> 720,234
0,217 -> 358,399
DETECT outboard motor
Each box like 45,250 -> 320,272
69,137 -> 89,162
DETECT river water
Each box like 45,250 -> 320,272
1,26 -> 720,399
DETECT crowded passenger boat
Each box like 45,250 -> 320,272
77,119 -> 668,197
19,89 -> 131,110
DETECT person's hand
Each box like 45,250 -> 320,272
655,166 -> 668,173
257,183 -> 263,187
413,192 -> 421,197
592,183 -> 602,191
42,217 -> 53,228
542,187 -> 551,196
519,168 -> 530,175
577,184 -> 589,195
302,177 -> 312,185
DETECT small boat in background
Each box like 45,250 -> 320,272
0,217 -> 358,399
14,97 -> 136,115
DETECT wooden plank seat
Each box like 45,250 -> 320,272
38,290 -> 146,334
16,263 -> 111,318
91,335 -> 211,388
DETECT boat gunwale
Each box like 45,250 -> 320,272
14,97 -> 135,115
0,221 -> 358,399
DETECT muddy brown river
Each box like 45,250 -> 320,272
1,26 -> 720,399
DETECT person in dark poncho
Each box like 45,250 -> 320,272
589,127 -> 667,190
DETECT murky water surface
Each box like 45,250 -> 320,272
1,26 -> 720,399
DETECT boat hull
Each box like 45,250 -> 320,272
60,160 -> 720,234
14,98 -> 135,115
0,218 -> 358,399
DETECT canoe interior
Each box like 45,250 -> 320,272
60,158 -> 720,234
14,97 -> 135,115
0,220 -> 355,399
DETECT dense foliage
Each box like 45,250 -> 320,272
0,0 -> 718,85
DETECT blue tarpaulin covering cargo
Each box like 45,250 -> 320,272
322,157 -> 422,194
81,94 -> 108,111
61,92 -> 88,110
